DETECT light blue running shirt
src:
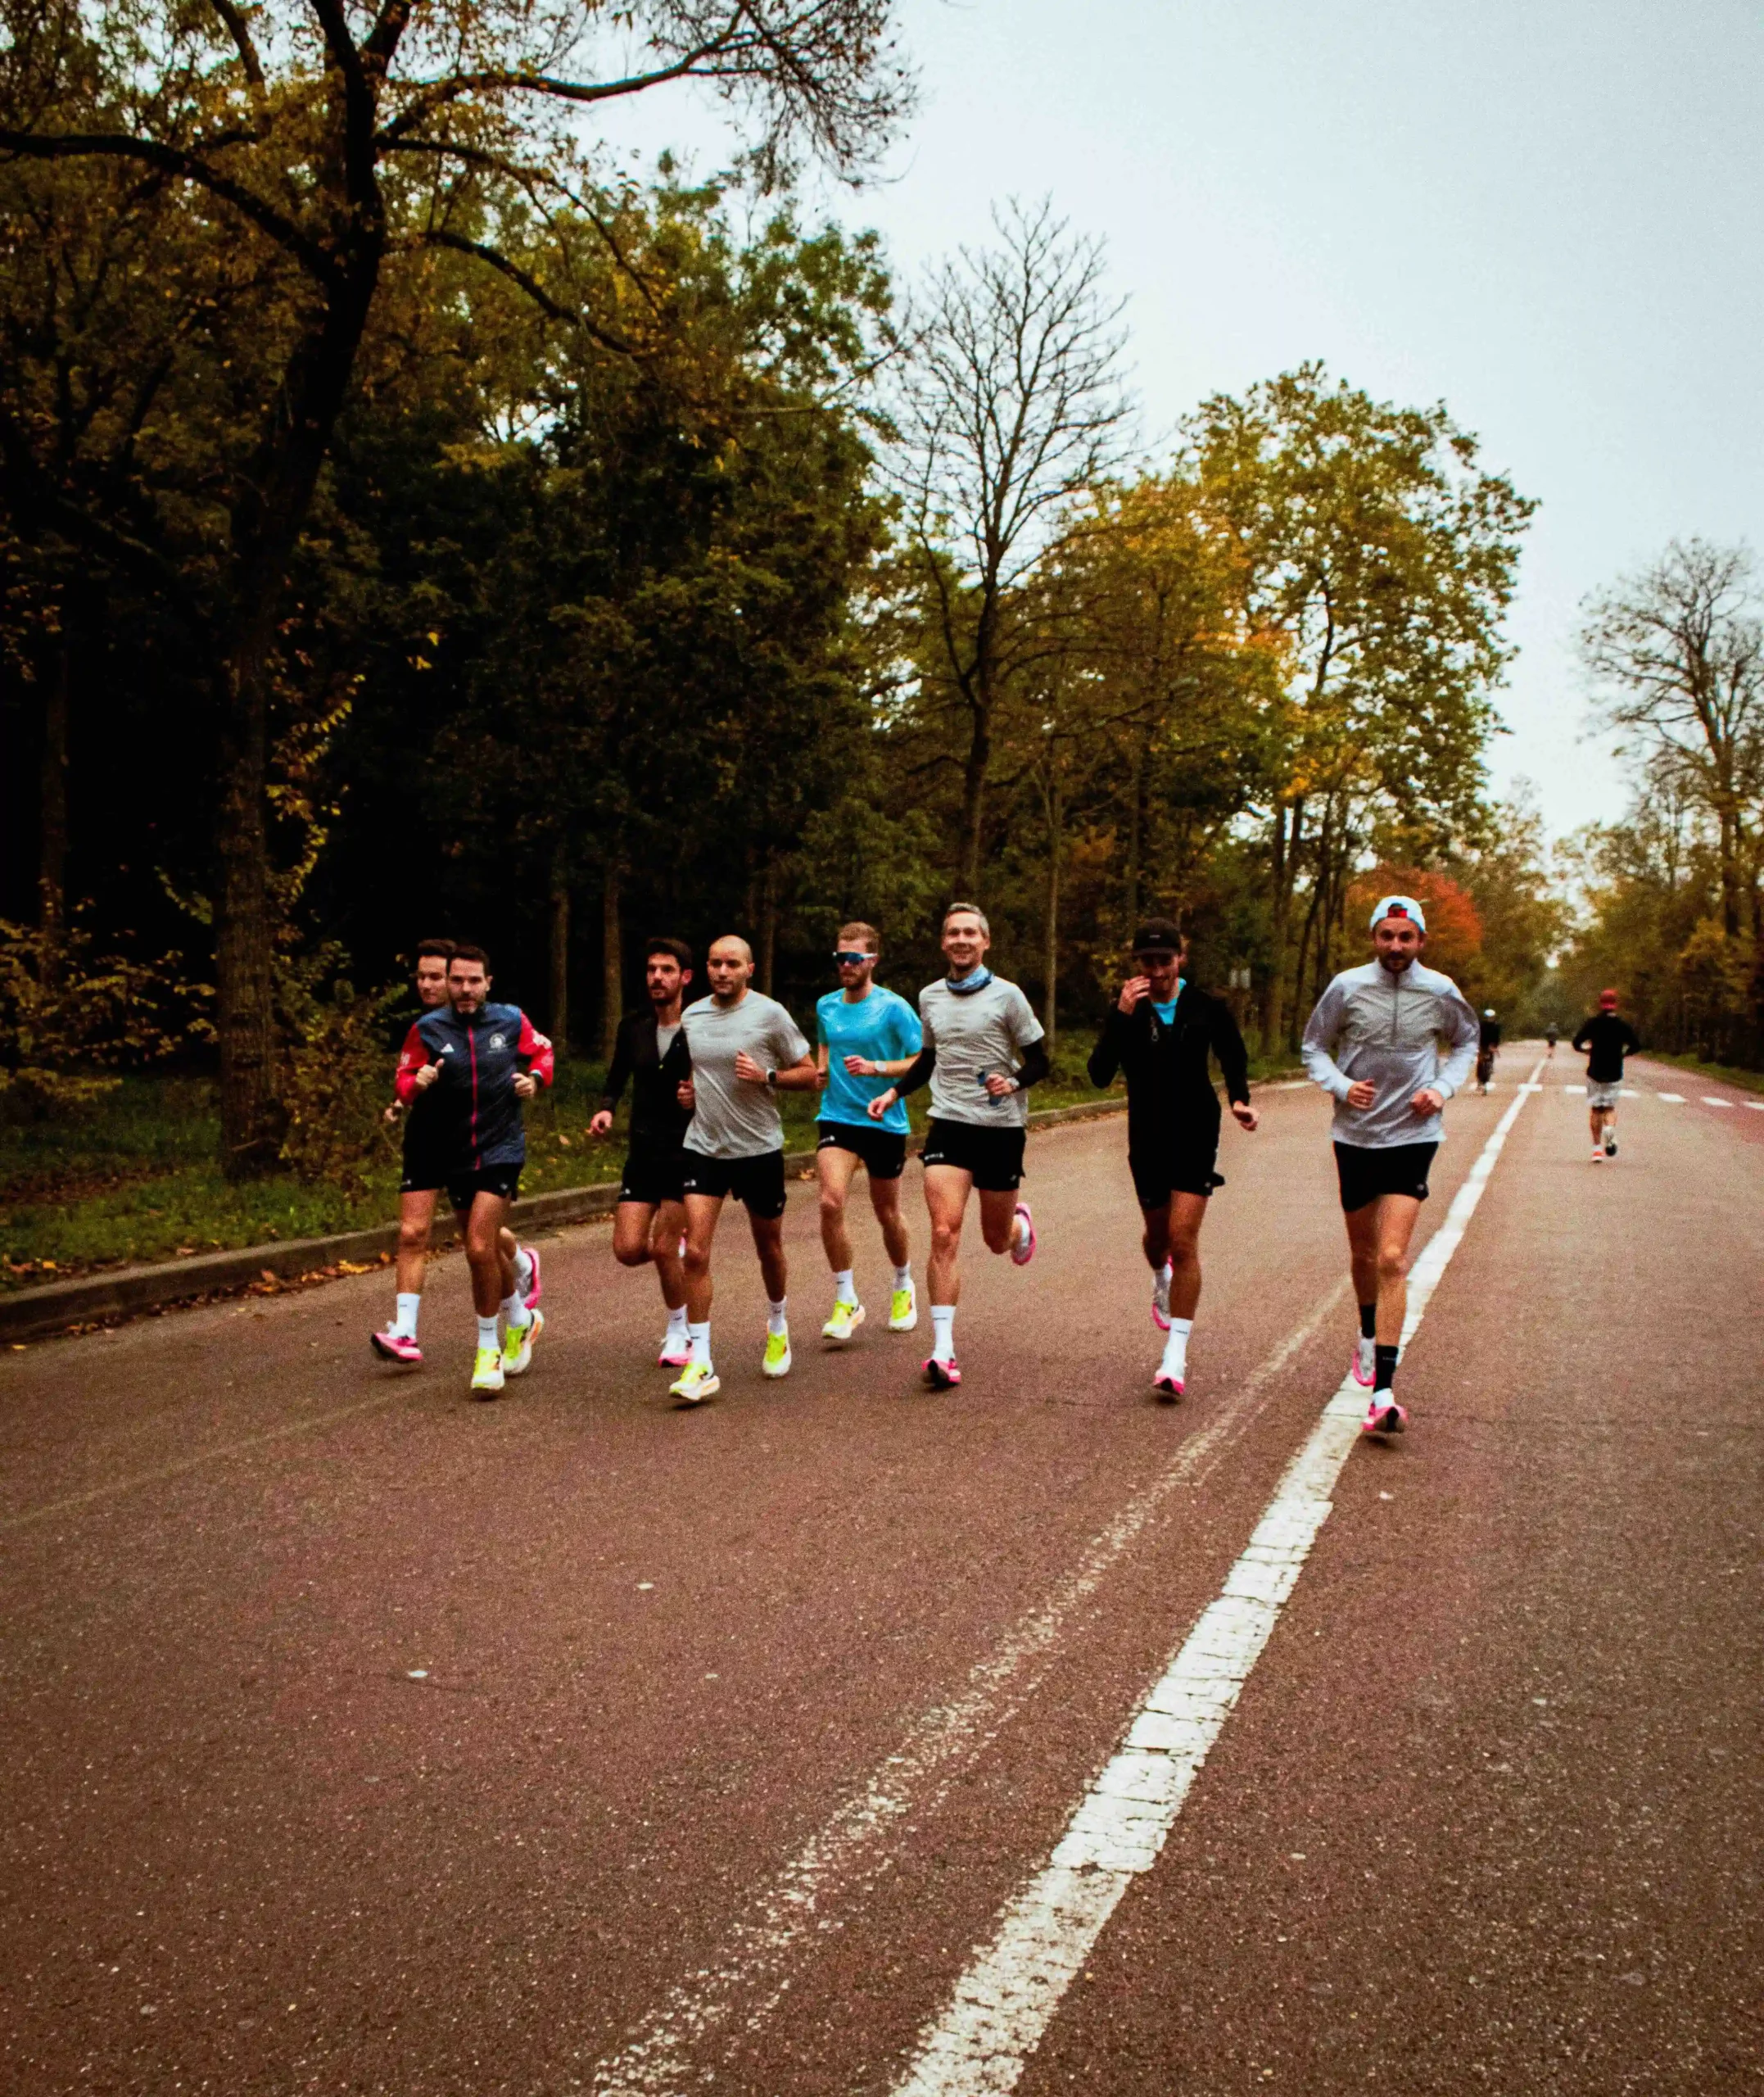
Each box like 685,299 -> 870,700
1151,981 -> 1184,1027
816,985 -> 922,1135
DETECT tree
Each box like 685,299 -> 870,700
1580,539 -> 1764,945
893,197 -> 1131,893
1,0 -> 910,1170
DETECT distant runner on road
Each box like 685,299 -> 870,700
590,936 -> 696,1370
1572,989 -> 1640,1162
812,923 -> 923,1345
372,937 -> 540,1372
1087,917 -> 1256,1400
868,903 -> 1049,1390
670,937 -> 816,1405
1302,895 -> 1479,1437
393,944 -> 554,1395
1476,1008 -> 1501,1094
1545,1021 -> 1558,1057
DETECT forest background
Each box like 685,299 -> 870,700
2,0 -> 1758,1275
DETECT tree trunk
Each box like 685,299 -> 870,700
38,634 -> 70,986
1260,799 -> 1297,1048
1043,775 -> 1061,1060
758,863 -> 778,997
958,704 -> 991,898
549,843 -> 570,1054
600,863 -> 622,1062
1124,727 -> 1146,939
214,619 -> 283,1177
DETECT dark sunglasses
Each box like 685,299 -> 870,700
833,950 -> 874,966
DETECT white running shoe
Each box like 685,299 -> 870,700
1352,1336 -> 1376,1388
821,1299 -> 865,1344
1363,1394 -> 1409,1436
1152,1370 -> 1183,1401
501,1307 -> 543,1377
888,1281 -> 918,1332
658,1331 -> 691,1370
669,1361 -> 720,1406
1010,1201 -> 1037,1266
1151,1265 -> 1172,1332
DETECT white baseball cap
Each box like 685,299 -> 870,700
1368,894 -> 1427,934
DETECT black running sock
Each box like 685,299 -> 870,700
1373,1343 -> 1399,1393
1359,1302 -> 1377,1340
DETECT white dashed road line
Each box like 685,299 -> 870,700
1658,1093 -> 1685,1103
888,1059 -> 1545,2097
1703,1097 -> 1735,1109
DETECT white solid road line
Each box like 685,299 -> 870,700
889,1058 -> 1546,2097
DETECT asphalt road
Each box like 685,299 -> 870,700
3,1050 -> 1760,2095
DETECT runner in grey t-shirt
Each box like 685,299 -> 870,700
868,904 -> 1051,1389
669,938 -> 816,1407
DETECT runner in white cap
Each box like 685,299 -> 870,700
1301,894 -> 1479,1436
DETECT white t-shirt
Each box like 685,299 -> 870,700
681,992 -> 812,1159
917,976 -> 1045,1130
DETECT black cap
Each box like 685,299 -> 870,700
1132,917 -> 1185,954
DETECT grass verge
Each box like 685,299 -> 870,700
1635,1049 -> 1764,1097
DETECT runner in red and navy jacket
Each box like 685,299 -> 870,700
392,944 -> 555,1396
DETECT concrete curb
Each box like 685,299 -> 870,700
2,1098 -> 1136,1342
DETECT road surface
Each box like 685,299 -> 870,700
2,1051 -> 1761,2095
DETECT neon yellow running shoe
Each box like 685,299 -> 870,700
821,1298 -> 864,1344
470,1344 -> 504,1397
888,1282 -> 918,1333
502,1306 -> 543,1376
762,1329 -> 793,1378
668,1360 -> 720,1406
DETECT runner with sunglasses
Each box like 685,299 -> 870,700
813,922 -> 923,1343
1087,919 -> 1256,1399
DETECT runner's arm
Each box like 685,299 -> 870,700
1011,1040 -> 1051,1092
1571,1020 -> 1594,1053
516,1013 -> 555,1089
1086,1012 -> 1124,1089
1300,982 -> 1355,1100
1434,990 -> 1479,1098
393,1022 -> 431,1105
599,1014 -> 634,1115
768,1052 -> 820,1091
1209,999 -> 1251,1107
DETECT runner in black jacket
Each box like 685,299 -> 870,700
1572,989 -> 1641,1160
1088,919 -> 1257,1398
590,936 -> 696,1366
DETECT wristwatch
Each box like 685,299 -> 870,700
765,1067 -> 778,1089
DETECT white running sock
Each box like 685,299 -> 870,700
513,1246 -> 534,1294
931,1304 -> 956,1360
500,1290 -> 531,1332
476,1314 -> 500,1351
892,1262 -> 912,1290
767,1298 -> 789,1337
1160,1316 -> 1193,1381
833,1269 -> 856,1303
665,1305 -> 690,1339
1160,1260 -> 1173,1284
688,1320 -> 712,1367
392,1292 -> 420,1339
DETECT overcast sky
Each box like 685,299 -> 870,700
597,0 -> 1764,840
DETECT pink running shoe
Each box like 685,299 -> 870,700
923,1356 -> 962,1389
1010,1201 -> 1037,1266
370,1329 -> 422,1366
1362,1395 -> 1409,1437
520,1243 -> 543,1311
657,1340 -> 691,1369
1152,1370 -> 1184,1402
1351,1336 -> 1375,1388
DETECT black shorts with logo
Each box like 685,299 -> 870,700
1129,1141 -> 1223,1207
920,1116 -> 1027,1193
816,1120 -> 908,1181
445,1163 -> 522,1212
620,1139 -> 689,1207
680,1147 -> 789,1221
1333,1140 -> 1437,1215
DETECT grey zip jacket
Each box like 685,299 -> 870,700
1302,960 -> 1481,1149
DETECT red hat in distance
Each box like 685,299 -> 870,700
1599,988 -> 1618,1008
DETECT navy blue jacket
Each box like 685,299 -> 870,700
396,1003 -> 554,1171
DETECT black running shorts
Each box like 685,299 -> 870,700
400,1148 -> 455,1197
1333,1140 -> 1437,1214
816,1120 -> 908,1180
920,1117 -> 1027,1193
620,1139 -> 689,1207
1129,1142 -> 1223,1207
680,1147 -> 789,1220
446,1164 -> 522,1212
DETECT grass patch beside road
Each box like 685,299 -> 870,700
2,1034 -> 1297,1287
1636,1049 -> 1764,1097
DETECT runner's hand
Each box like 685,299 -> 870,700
1118,976 -> 1151,1014
733,1050 -> 767,1085
1346,1079 -> 1376,1110
677,1079 -> 695,1111
984,1071 -> 1016,1098
844,1055 -> 877,1077
382,1101 -> 402,1125
589,1109 -> 613,1139
867,1088 -> 897,1121
1231,1101 -> 1259,1132
513,1072 -> 537,1101
412,1063 -> 440,1092
1410,1086 -> 1444,1116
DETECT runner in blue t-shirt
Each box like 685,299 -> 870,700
813,922 -> 924,1343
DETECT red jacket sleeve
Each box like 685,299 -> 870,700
394,1022 -> 429,1105
517,1012 -> 555,1089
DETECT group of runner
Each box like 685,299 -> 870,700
373,899 -> 1639,1440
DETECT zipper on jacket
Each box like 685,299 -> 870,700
468,1019 -> 481,1167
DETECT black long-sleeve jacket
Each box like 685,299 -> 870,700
1087,984 -> 1250,1150
600,1009 -> 694,1146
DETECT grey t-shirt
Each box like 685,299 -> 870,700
681,991 -> 812,1160
918,976 -> 1046,1130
